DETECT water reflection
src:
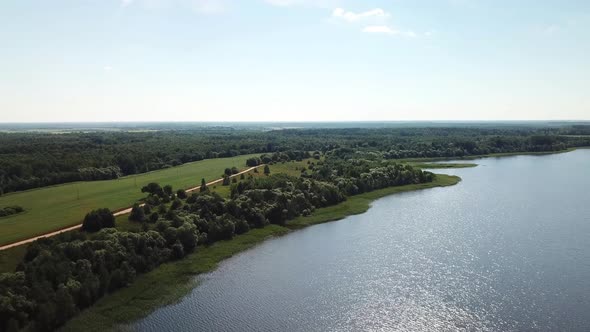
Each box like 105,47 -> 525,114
134,149 -> 590,331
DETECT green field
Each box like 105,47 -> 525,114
0,158 -> 323,272
0,154 -> 259,246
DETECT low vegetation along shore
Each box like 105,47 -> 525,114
0,149 -> 457,332
408,162 -> 477,169
62,173 -> 460,332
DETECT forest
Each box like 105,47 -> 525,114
0,152 -> 433,331
1,125 -> 589,194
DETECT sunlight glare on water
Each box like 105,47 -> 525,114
133,149 -> 590,332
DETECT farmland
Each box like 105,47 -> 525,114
0,154 -> 259,246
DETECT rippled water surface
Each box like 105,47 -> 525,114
134,149 -> 590,331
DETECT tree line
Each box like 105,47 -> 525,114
0,154 -> 433,331
1,126 -> 588,194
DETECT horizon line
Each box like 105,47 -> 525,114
1,120 -> 589,124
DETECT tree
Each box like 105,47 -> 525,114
149,212 -> 159,223
224,168 -> 232,176
141,183 -> 163,197
163,185 -> 173,197
261,154 -> 272,163
54,285 -> 77,326
177,223 -> 198,251
207,218 -> 235,242
171,198 -> 182,210
82,208 -> 115,232
129,204 -> 145,222
264,165 -> 270,175
158,204 -> 167,214
176,189 -> 187,199
222,175 -> 231,186
246,157 -> 261,167
171,242 -> 184,259
234,218 -> 250,235
200,178 -> 208,192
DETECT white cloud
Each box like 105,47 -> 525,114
103,65 -> 113,71
265,2 -> 425,38
330,7 -> 419,38
362,25 -> 418,38
332,8 -> 390,23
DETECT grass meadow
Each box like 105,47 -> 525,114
0,154 -> 259,246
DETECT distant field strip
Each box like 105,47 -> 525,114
0,154 -> 259,246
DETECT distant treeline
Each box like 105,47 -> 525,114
0,154 -> 432,331
1,126 -> 589,194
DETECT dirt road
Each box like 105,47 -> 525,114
0,165 -> 263,251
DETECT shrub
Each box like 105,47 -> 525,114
82,208 -> 115,232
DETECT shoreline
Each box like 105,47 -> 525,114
61,174 -> 461,332
397,147 -> 582,163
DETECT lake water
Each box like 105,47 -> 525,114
133,149 -> 590,331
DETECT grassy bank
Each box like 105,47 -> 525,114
0,154 -> 259,246
288,174 -> 460,228
61,225 -> 290,332
409,163 -> 477,169
61,174 -> 460,331
399,147 -> 579,163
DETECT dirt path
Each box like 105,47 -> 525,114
0,165 -> 263,251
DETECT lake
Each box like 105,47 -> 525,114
133,149 -> 590,331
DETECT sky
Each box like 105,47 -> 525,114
0,0 -> 589,122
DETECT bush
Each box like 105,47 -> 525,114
246,157 -> 261,167
0,205 -> 24,218
171,198 -> 183,210
234,218 -> 250,235
82,208 -> 115,232
176,189 -> 187,199
129,204 -> 146,222
149,212 -> 160,223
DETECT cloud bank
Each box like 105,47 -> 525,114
332,8 -> 390,22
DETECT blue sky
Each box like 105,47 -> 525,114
0,0 -> 588,122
